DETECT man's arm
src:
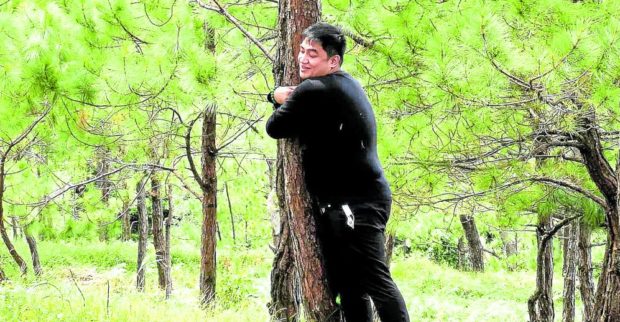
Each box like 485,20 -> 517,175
265,81 -> 317,139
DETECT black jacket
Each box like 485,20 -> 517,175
266,70 -> 391,203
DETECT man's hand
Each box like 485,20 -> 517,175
274,86 -> 297,104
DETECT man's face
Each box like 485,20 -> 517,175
298,38 -> 339,79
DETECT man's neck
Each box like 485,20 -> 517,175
329,67 -> 342,74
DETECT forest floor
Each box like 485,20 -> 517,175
0,239 -> 578,321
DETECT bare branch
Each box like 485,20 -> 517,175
170,170 -> 202,201
143,0 -> 177,27
3,95 -> 55,161
194,0 -> 274,62
529,177 -> 607,209
541,213 -> 583,245
185,113 -> 208,190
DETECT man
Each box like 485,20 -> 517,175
265,22 -> 410,322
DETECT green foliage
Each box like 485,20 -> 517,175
1,0 -> 618,320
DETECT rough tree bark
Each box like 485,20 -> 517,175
136,177 -> 148,292
562,222 -> 578,322
577,221 -> 595,322
528,215 -> 555,322
24,224 -> 42,276
199,107 -> 217,306
151,175 -> 169,291
459,214 -> 485,272
269,0 -> 341,321
577,123 -> 620,321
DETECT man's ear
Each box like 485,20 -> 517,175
330,55 -> 341,68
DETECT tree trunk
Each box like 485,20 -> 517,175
0,264 -> 6,282
269,1 -> 340,321
270,211 -> 302,321
562,222 -> 577,322
151,175 -> 168,291
528,214 -> 554,322
165,184 -> 173,299
385,232 -> 395,266
11,216 -> 20,240
573,125 -> 620,321
267,158 -> 280,251
136,177 -> 148,292
24,225 -> 42,276
577,221 -> 595,322
592,205 -> 620,321
500,230 -> 519,256
0,218 -> 27,275
0,172 -> 27,276
121,198 -> 131,241
225,182 -> 236,243
95,147 -> 112,204
199,107 -> 218,306
457,236 -> 469,270
72,187 -> 82,220
500,230 -> 519,271
269,158 -> 300,321
459,214 -> 484,272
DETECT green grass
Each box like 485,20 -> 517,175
392,256 -> 532,321
0,240 -> 581,321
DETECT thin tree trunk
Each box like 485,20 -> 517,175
11,216 -> 19,240
269,0 -> 340,321
95,147 -> 112,204
562,222 -> 577,322
500,230 -> 519,271
136,177 -> 148,292
528,214 -> 554,322
459,214 -> 484,272
24,225 -> 42,276
577,221 -> 595,322
0,264 -> 6,282
500,230 -> 519,256
121,198 -> 131,241
385,232 -> 395,266
151,175 -> 167,290
199,107 -> 217,306
0,219 -> 27,275
165,183 -> 173,299
457,236 -> 469,270
225,182 -> 236,243
0,171 -> 27,275
72,187 -> 82,220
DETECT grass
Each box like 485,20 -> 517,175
0,239 -> 581,321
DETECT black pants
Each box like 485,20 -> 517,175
317,200 -> 410,322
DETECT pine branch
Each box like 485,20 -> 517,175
194,0 -> 274,62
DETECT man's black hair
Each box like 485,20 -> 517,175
302,22 -> 346,65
